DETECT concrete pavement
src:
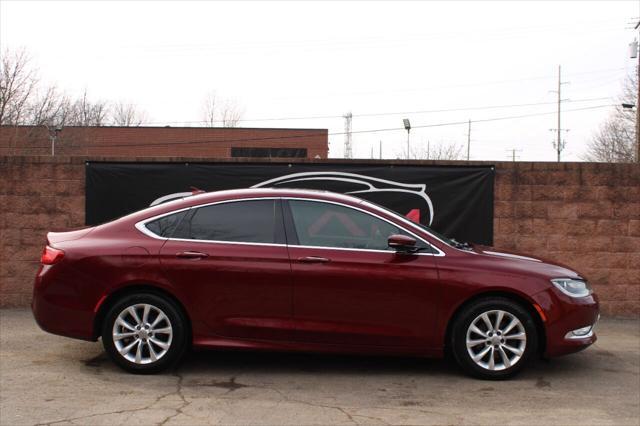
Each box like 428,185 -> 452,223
1,309 -> 638,425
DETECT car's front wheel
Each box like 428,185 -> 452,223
451,297 -> 538,380
102,293 -> 187,373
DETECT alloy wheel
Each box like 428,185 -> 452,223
465,309 -> 527,371
112,303 -> 173,364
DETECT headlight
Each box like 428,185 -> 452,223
551,278 -> 592,298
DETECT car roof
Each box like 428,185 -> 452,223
116,188 -> 367,226
181,187 -> 364,207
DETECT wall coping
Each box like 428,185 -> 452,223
2,155 -> 639,170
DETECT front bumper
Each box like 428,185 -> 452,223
532,288 -> 600,358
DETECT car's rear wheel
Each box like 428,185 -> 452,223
102,293 -> 187,374
451,297 -> 538,380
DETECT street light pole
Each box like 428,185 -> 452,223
403,119 -> 411,160
406,129 -> 410,159
44,125 -> 62,156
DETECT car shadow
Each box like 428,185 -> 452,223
81,344 -> 605,382
181,349 -> 460,376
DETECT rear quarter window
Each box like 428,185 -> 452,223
144,210 -> 188,238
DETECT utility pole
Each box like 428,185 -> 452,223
636,22 -> 640,162
506,148 -> 522,162
379,140 -> 382,160
466,119 -> 471,161
549,65 -> 570,161
427,140 -> 430,160
343,112 -> 353,159
556,66 -> 561,161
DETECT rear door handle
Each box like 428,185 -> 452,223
176,251 -> 209,259
297,256 -> 331,264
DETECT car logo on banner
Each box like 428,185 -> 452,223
251,172 -> 435,225
149,172 -> 435,226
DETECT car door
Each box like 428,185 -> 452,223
284,198 -> 442,348
157,198 -> 293,341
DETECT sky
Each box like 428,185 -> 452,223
1,0 -> 638,161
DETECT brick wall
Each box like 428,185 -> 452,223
1,156 -> 85,306
1,156 -> 638,316
492,162 -> 639,317
0,126 -> 329,159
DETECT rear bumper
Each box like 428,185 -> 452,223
32,264 -> 97,341
532,288 -> 600,358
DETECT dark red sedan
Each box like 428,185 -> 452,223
32,189 -> 599,379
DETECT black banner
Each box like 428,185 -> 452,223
86,162 -> 494,245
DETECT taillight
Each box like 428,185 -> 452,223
41,245 -> 65,265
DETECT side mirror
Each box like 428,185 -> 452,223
388,234 -> 417,252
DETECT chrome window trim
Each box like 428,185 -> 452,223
135,197 -> 281,243
282,197 -> 444,256
165,237 -> 287,248
135,196 -> 445,257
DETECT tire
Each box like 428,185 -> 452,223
450,297 -> 538,380
102,293 -> 188,374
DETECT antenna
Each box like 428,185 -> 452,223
343,112 -> 353,159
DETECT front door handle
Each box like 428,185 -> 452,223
176,251 -> 209,259
297,256 -> 331,264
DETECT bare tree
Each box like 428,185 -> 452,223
26,85 -> 71,126
427,142 -> 465,160
584,73 -> 637,163
67,89 -> 109,126
399,140 -> 465,160
0,48 -> 38,125
202,91 -> 217,127
111,101 -> 148,126
201,91 -> 244,127
219,99 -> 244,127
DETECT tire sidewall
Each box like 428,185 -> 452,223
102,293 -> 187,374
452,298 -> 538,380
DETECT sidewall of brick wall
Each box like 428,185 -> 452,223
1,157 -> 638,316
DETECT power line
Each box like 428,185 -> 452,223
280,68 -> 626,100
65,104 -> 615,149
136,97 -> 612,125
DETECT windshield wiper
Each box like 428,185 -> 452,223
450,238 -> 473,251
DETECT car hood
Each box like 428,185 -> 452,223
470,245 -> 584,280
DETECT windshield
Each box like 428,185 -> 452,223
359,200 -> 456,247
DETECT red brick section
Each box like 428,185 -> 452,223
0,126 -> 329,159
1,157 -> 638,317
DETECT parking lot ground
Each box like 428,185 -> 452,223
1,309 -> 639,426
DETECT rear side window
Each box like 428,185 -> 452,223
144,211 -> 188,238
174,199 -> 281,244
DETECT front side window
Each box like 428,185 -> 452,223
173,199 -> 280,244
288,200 -> 431,251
